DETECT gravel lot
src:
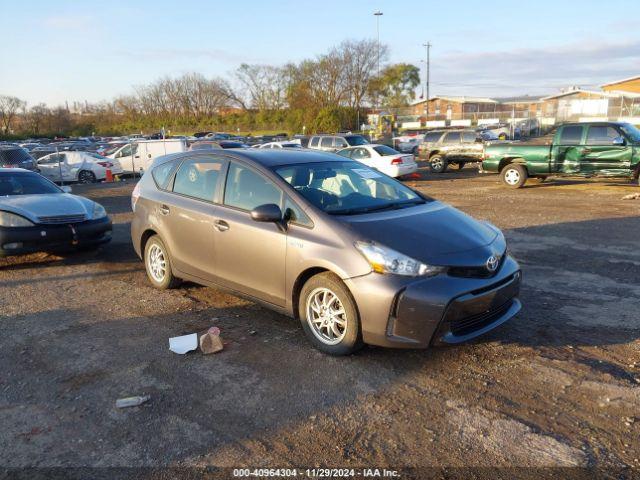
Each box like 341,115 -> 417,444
1,166 -> 639,477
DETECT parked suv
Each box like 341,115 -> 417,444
418,129 -> 484,173
131,149 -> 521,355
308,134 -> 369,152
0,146 -> 38,171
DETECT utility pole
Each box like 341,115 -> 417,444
422,42 -> 431,120
374,10 -> 383,115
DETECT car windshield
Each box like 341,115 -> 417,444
274,161 -> 427,215
345,136 -> 368,146
0,148 -> 33,165
620,123 -> 640,142
0,173 -> 61,196
373,145 -> 399,156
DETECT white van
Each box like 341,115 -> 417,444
108,139 -> 187,174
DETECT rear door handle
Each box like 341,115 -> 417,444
582,148 -> 592,154
159,205 -> 170,215
214,220 -> 229,232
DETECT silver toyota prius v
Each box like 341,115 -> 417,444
131,149 -> 521,355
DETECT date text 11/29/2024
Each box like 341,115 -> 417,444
233,468 -> 400,477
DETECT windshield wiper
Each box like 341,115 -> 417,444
328,199 -> 425,216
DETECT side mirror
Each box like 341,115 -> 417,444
612,136 -> 626,146
61,185 -> 72,193
250,203 -> 282,223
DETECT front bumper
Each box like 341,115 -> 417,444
345,255 -> 521,348
0,217 -> 112,256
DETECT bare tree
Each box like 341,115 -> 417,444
0,95 -> 27,134
235,64 -> 289,111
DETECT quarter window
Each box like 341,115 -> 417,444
224,162 -> 283,211
586,126 -> 620,145
462,132 -> 477,143
284,196 -> 312,227
559,126 -> 583,145
152,160 -> 179,190
172,158 -> 223,201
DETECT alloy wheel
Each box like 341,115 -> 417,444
306,287 -> 347,345
147,244 -> 166,283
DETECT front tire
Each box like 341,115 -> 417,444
429,155 -> 448,173
144,235 -> 181,289
78,170 -> 96,184
299,272 -> 363,356
501,163 -> 528,188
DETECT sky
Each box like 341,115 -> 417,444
1,0 -> 638,106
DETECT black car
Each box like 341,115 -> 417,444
219,141 -> 250,149
0,146 -> 38,171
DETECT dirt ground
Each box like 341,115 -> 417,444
1,166 -> 639,478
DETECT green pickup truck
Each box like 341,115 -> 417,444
482,122 -> 640,188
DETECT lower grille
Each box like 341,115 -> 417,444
450,300 -> 513,336
37,214 -> 87,225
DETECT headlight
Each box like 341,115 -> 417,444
91,203 -> 107,220
355,241 -> 445,277
0,211 -> 34,227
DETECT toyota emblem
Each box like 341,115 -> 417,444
486,255 -> 499,272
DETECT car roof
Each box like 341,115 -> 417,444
157,148 -> 344,169
0,168 -> 33,174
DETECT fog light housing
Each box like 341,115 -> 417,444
3,242 -> 23,250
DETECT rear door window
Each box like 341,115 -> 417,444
334,137 -> 349,148
172,158 -> 224,202
224,162 -> 283,211
443,132 -> 461,144
424,132 -> 443,143
320,137 -> 334,148
559,126 -> 584,145
351,148 -> 371,160
309,137 -> 319,148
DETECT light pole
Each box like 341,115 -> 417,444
422,42 -> 431,120
374,10 -> 383,115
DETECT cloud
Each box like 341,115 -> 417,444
428,39 -> 640,96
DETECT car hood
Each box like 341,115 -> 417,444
338,201 -> 504,267
0,194 -> 94,223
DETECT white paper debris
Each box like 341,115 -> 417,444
169,333 -> 198,354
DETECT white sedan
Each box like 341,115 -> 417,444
336,144 -> 418,178
254,141 -> 303,149
36,151 -> 123,183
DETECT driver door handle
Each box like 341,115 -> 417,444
214,220 -> 229,232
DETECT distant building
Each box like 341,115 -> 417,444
601,75 -> 640,94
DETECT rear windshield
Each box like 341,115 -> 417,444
373,145 -> 399,156
0,172 -> 61,195
0,148 -> 33,165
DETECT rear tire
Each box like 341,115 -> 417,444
501,163 -> 528,188
78,170 -> 96,184
429,155 -> 448,173
299,272 -> 363,356
144,235 -> 181,290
